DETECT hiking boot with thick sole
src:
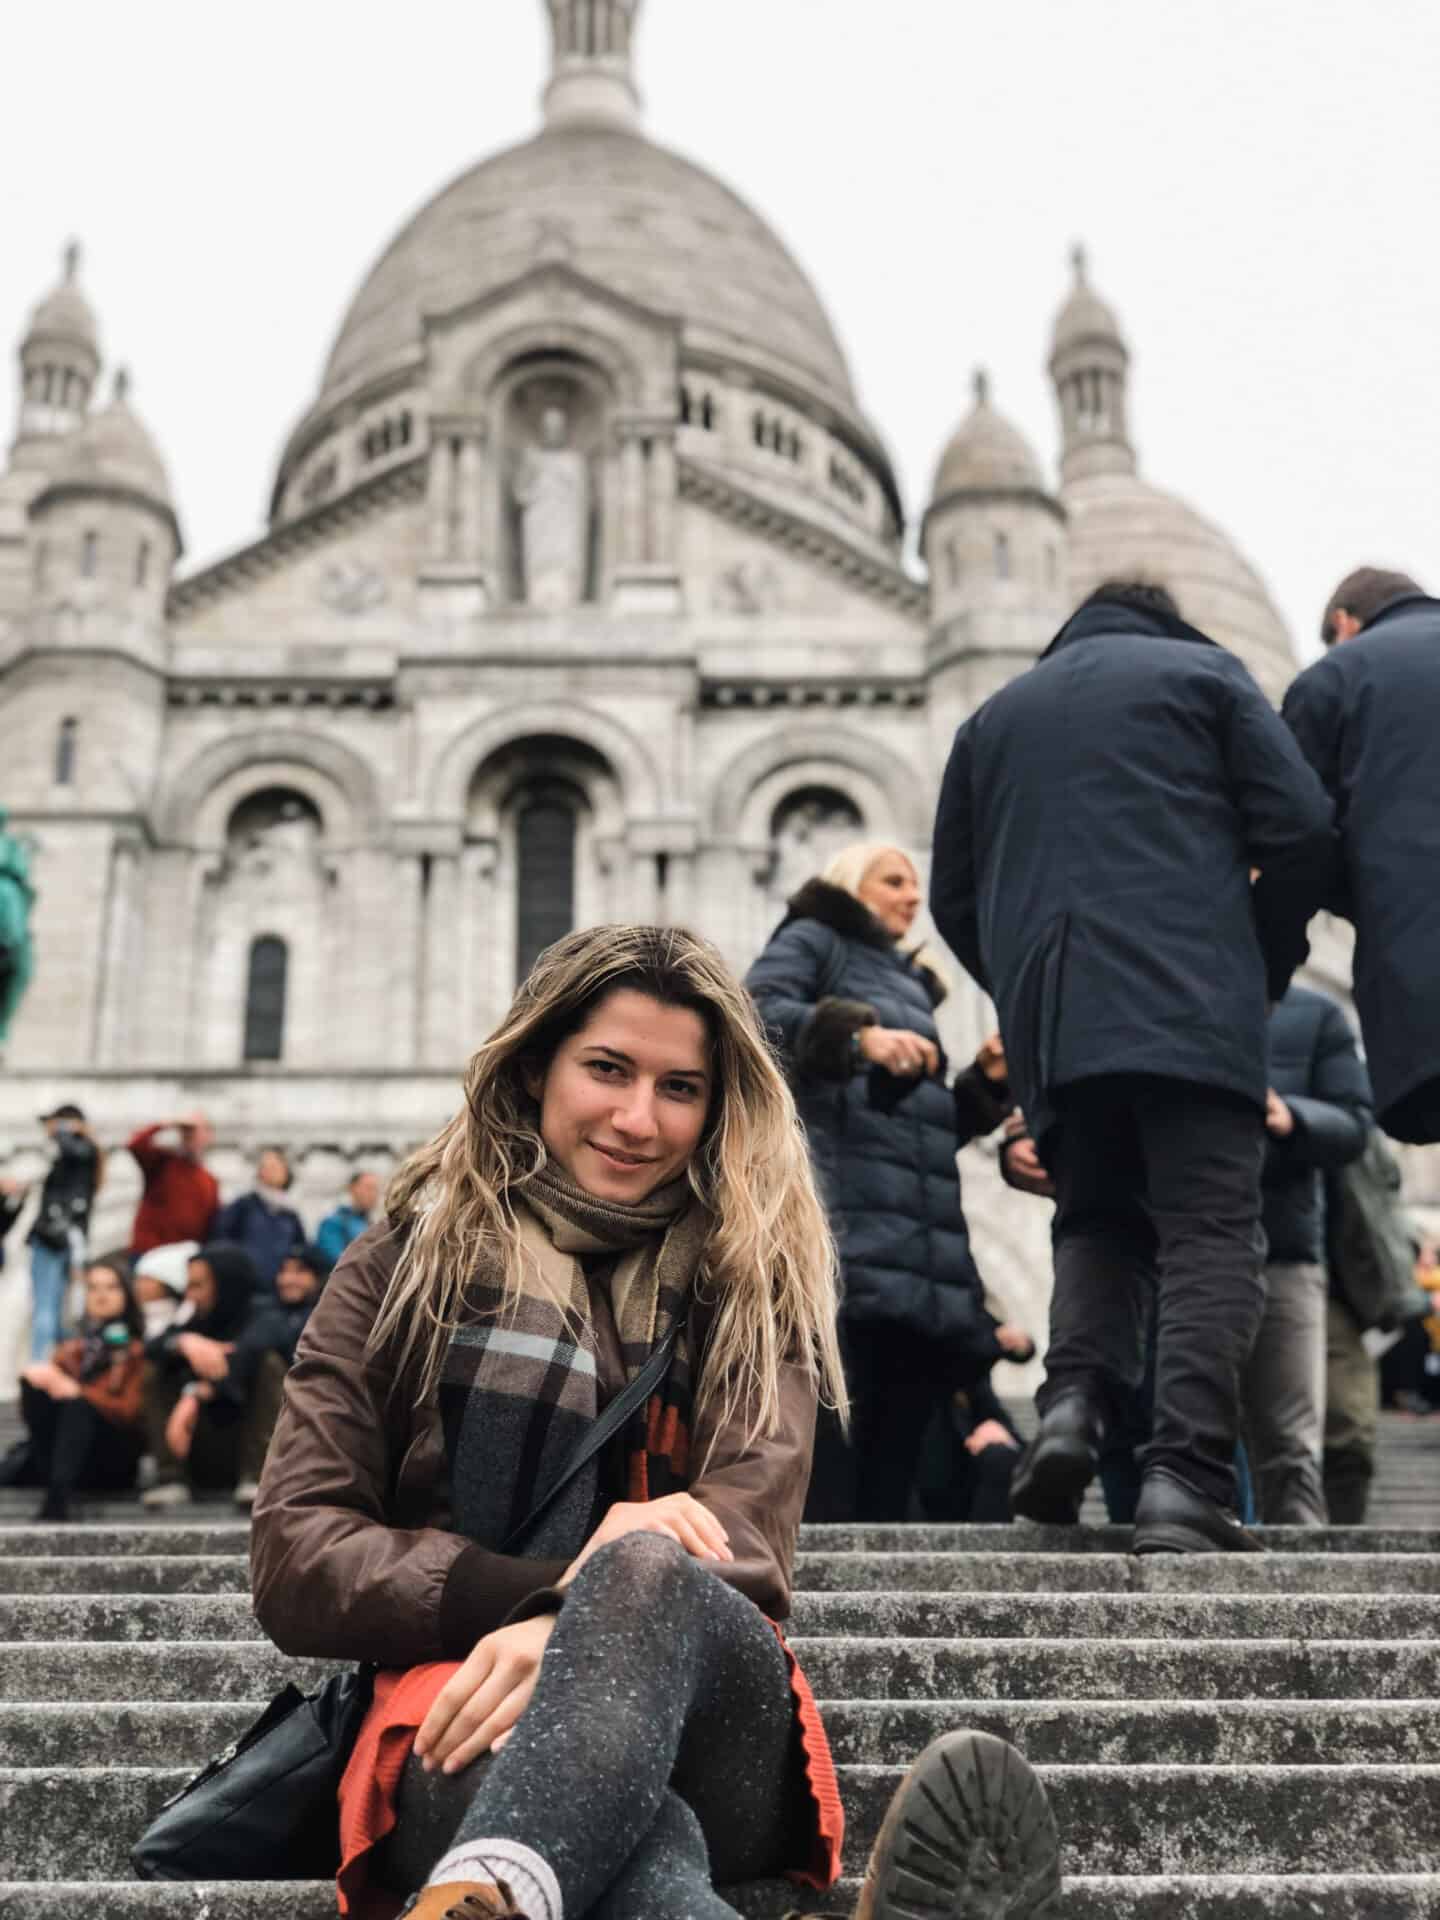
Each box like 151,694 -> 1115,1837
403,1883 -> 522,1919
1009,1392 -> 1103,1527
852,1730 -> 1061,1919
1133,1464 -> 1264,1555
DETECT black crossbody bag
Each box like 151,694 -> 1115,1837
131,1324 -> 681,1882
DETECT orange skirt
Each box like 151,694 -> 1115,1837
335,1624 -> 844,1918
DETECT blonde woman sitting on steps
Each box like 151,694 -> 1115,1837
251,925 -> 1060,1920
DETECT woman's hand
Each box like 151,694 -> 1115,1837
176,1333 -> 233,1381
994,1323 -> 1036,1360
560,1493 -> 733,1589
1001,1112 -> 1056,1199
965,1417 -> 1020,1456
975,1034 -> 1008,1084
165,1392 -> 202,1461
21,1362 -> 80,1400
858,1027 -> 941,1079
415,1614 -> 558,1775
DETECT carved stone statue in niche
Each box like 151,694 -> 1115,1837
511,405 -> 592,611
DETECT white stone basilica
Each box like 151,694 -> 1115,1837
1,1 -> 1332,1321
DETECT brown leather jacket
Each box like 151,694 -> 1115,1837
251,1223 -> 818,1668
53,1336 -> 146,1430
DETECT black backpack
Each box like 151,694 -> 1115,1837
1327,1129 -> 1426,1331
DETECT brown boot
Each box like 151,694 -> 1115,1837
852,1732 -> 1060,1919
403,1884 -> 522,1919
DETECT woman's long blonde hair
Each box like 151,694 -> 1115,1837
373,924 -> 847,1441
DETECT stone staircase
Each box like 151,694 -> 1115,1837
2,1424 -> 1440,1915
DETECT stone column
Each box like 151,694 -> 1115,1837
457,435 -> 485,566
460,841 -> 500,1042
647,433 -> 678,567
663,849 -> 696,927
94,831 -> 141,1066
422,852 -> 462,1068
619,431 -> 646,566
426,434 -> 456,562
391,853 -> 425,1067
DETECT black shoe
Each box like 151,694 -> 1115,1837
852,1730 -> 1061,1919
1132,1465 -> 1263,1555
35,1490 -> 70,1523
1010,1393 -> 1103,1526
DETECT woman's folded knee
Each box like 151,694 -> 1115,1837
572,1530 -> 702,1608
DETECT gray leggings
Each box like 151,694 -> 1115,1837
378,1532 -> 810,1917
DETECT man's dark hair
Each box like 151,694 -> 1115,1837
1081,579 -> 1182,621
284,1243 -> 333,1285
1321,566 -> 1424,646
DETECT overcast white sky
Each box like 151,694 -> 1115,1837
4,0 -> 1437,658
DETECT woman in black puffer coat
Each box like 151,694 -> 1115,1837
747,843 -> 1034,1521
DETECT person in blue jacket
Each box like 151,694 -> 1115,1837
747,841 -> 1034,1522
316,1169 -> 381,1268
212,1148 -> 306,1297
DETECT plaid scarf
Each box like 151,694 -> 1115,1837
440,1162 -> 710,1560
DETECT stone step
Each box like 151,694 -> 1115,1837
9,1547 -> 1438,1597
8,1696 -> 1440,1771
802,1637 -> 1440,1702
6,1763 -> 1440,1879
0,1523 -> 251,1557
795,1551 -> 1440,1595
3,1589 -> 1435,1644
0,1885 -> 859,1919
8,1634 -> 1438,1704
0,1555 -> 253,1594
7,1513 -> 1440,1555
803,1524 -> 1440,1554
0,1642 -> 332,1702
5,1881 -> 1440,1920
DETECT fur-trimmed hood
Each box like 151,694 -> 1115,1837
783,879 -> 947,1007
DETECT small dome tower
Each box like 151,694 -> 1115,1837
1050,245 -> 1135,483
923,370 -> 1068,719
13,243 -> 100,459
543,0 -> 642,129
925,366 -> 1075,691
29,368 -> 182,630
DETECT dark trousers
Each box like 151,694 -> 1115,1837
20,1382 -> 141,1497
144,1353 -> 289,1490
806,1320 -> 975,1524
1042,1074 -> 1266,1511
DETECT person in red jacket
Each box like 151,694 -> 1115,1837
128,1113 -> 219,1256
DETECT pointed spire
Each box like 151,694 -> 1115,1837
63,239 -> 81,285
972,367 -> 991,409
543,0 -> 642,130
1070,241 -> 1088,286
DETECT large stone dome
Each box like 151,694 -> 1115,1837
318,123 -> 858,420
1063,472 -> 1298,704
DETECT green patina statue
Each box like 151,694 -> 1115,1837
0,807 -> 36,1049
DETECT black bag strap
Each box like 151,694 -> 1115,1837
501,1320 -> 682,1551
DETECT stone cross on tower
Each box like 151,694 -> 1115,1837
543,0 -> 642,128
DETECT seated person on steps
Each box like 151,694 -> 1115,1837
5,1252 -> 147,1521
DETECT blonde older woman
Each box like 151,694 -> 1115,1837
747,844 -> 1034,1523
